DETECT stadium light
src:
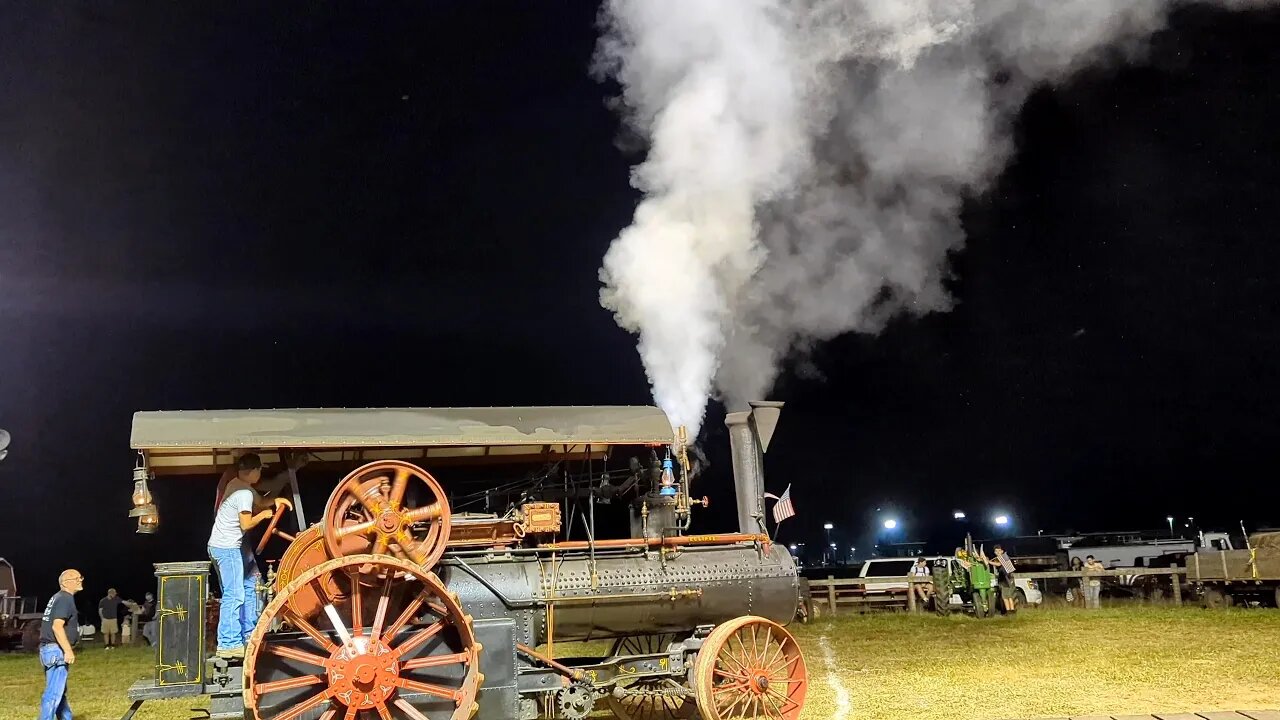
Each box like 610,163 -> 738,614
953,511 -> 966,520
994,515 -> 1009,526
883,519 -> 898,530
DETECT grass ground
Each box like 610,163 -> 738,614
791,606 -> 1280,720
1,606 -> 1276,720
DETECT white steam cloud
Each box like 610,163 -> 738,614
595,0 -> 1275,436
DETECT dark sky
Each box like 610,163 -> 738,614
1,3 -> 1278,602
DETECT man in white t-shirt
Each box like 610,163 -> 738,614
207,453 -> 291,659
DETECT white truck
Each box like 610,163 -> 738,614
857,557 -> 1043,607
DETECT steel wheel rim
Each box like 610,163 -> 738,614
244,553 -> 482,720
693,616 -> 806,720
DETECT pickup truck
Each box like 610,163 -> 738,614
856,556 -> 1043,607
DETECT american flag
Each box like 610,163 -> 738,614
764,484 -> 795,524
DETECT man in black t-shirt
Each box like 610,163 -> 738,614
98,588 -> 123,649
38,569 -> 83,720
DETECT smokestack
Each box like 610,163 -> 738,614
725,401 -> 784,535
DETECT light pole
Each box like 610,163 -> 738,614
1166,516 -> 1175,536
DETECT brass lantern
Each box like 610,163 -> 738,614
128,458 -> 159,533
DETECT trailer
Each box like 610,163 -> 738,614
1183,532 -> 1280,608
0,557 -> 43,651
120,403 -> 807,720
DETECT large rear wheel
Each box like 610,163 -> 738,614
244,554 -> 482,720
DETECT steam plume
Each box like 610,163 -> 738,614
595,0 -> 1274,435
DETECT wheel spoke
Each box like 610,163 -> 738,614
318,709 -> 337,720
393,619 -> 447,659
371,575 -> 393,640
717,649 -> 750,676
264,643 -> 331,668
766,687 -> 799,710
757,629 -> 780,669
388,466 -> 411,510
371,533 -> 391,556
351,479 -> 388,516
349,576 -> 363,637
254,673 -> 325,696
765,651 -> 800,678
381,587 -> 427,642
286,611 -> 338,654
395,676 -> 462,701
395,529 -> 427,565
393,698 -> 431,720
714,668 -> 750,682
403,502 -> 443,524
401,650 -> 470,670
342,703 -> 358,720
273,688 -> 334,720
375,699 -> 393,720
335,518 -> 378,539
322,603 -> 355,653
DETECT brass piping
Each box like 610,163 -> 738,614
538,533 -> 769,552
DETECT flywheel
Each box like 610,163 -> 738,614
322,461 -> 452,569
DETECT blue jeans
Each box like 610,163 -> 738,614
38,644 -> 72,720
208,544 -> 260,651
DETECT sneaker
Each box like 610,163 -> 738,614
216,646 -> 245,660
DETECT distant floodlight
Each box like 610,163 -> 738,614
789,544 -> 798,551
953,511 -> 966,520
823,523 -> 834,530
883,519 -> 898,530
829,542 -> 837,548
994,515 -> 1009,526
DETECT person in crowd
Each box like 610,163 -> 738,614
1067,557 -> 1085,606
38,569 -> 84,720
909,556 -> 933,607
98,588 -> 123,649
991,545 -> 1018,614
1083,555 -> 1106,609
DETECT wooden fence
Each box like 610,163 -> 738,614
805,565 -> 1186,617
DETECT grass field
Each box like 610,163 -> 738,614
1,606 -> 1277,720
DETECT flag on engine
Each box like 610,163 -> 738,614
764,484 -> 795,524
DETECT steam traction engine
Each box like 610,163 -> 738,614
124,404 -> 806,720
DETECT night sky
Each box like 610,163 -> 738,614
1,4 -> 1279,605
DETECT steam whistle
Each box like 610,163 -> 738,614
676,425 -> 690,475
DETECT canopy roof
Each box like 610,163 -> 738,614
131,406 -> 675,476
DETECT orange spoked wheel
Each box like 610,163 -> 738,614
244,554 -> 482,720
692,616 -> 806,720
607,634 -> 696,720
322,461 -> 452,569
